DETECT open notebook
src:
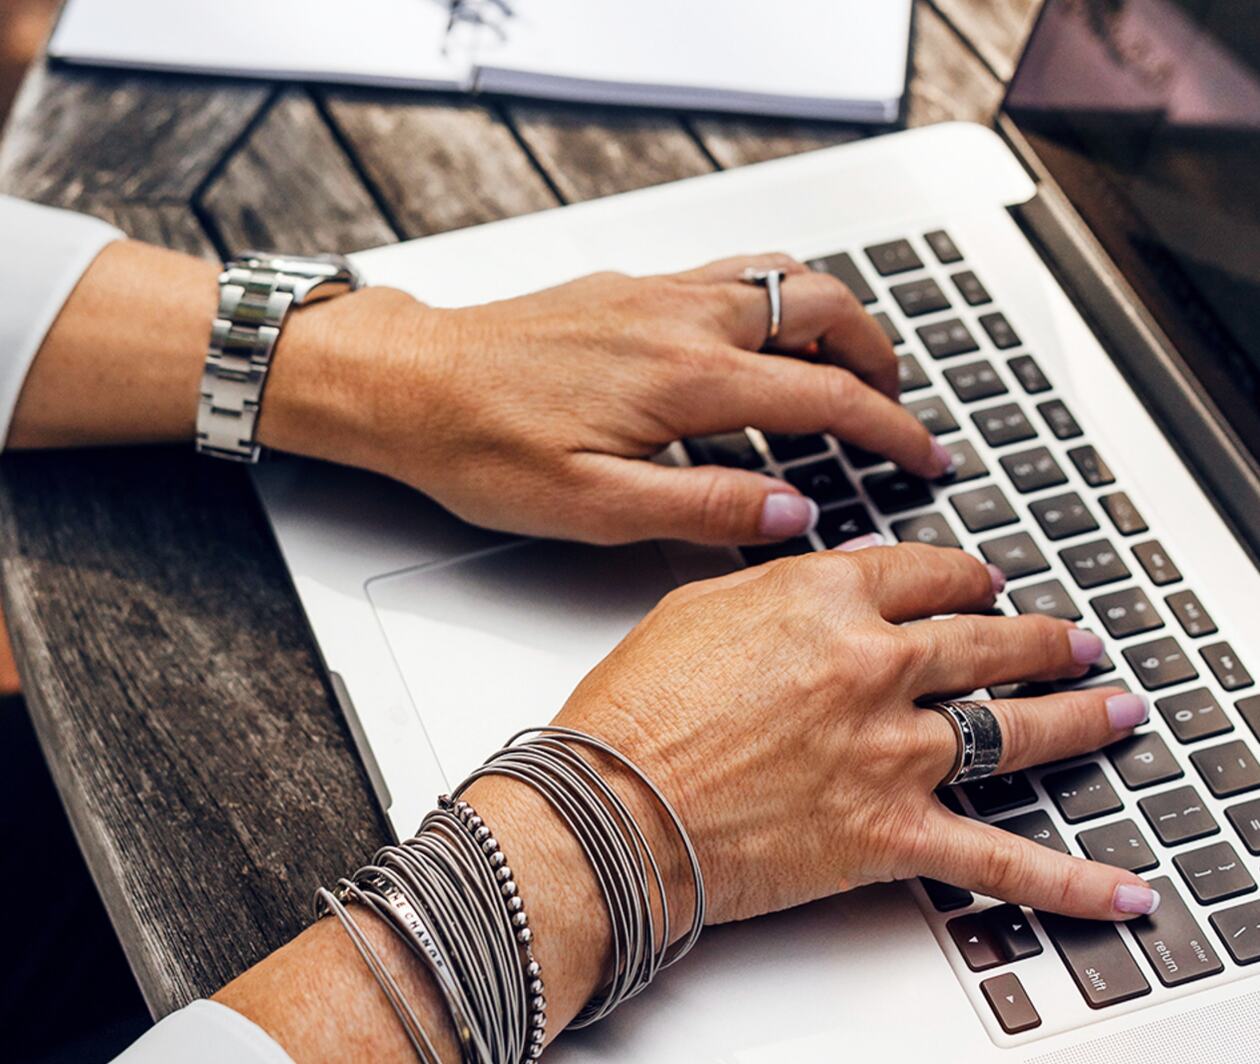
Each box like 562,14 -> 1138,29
48,0 -> 915,123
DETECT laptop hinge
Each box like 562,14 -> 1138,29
998,116 -> 1260,564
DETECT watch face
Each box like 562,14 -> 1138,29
234,252 -> 364,300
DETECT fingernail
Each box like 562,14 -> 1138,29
834,532 -> 884,552
1106,692 -> 1151,731
930,439 -> 954,476
1114,883 -> 1161,916
759,493 -> 819,538
1068,628 -> 1105,666
985,563 -> 1006,596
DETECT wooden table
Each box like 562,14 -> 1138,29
0,0 -> 1042,1019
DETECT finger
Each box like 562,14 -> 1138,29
691,354 -> 950,478
571,455 -> 819,546
668,253 -> 809,286
832,543 -> 1002,622
915,686 -> 1151,785
914,811 -> 1161,920
901,613 -> 1109,692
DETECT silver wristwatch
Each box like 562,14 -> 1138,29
196,251 -> 364,463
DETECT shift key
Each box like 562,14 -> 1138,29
1037,911 -> 1150,1008
1128,877 -> 1223,987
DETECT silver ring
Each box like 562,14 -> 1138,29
740,266 -> 787,345
927,699 -> 1003,786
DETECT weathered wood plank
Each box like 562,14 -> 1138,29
687,117 -> 865,169
0,448 -> 392,1013
0,61 -> 268,207
906,4 -> 1006,127
321,90 -> 557,238
199,87 -> 397,255
506,104 -> 713,202
82,202 -> 218,260
931,0 -> 1044,82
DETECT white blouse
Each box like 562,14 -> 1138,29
2,194 -> 294,1063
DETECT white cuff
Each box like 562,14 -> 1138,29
111,999 -> 294,1064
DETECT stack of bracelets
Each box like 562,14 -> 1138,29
315,726 -> 706,1063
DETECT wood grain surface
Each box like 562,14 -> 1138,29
0,0 -> 1041,1015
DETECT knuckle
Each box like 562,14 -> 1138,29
819,365 -> 858,417
979,836 -> 1030,897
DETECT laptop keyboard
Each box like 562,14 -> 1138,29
682,230 -> 1260,1040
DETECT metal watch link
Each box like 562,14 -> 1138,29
196,251 -> 364,463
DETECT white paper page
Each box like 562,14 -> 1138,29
474,0 -> 913,112
49,0 -> 472,90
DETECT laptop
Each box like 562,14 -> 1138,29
252,2 -> 1260,1060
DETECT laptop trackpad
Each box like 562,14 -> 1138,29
366,538 -> 683,785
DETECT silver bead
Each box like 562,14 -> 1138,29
507,895 -> 524,913
483,837 -> 499,855
529,978 -> 544,996
512,911 -> 529,929
527,960 -> 541,978
528,1045 -> 543,1060
500,879 -> 517,897
467,814 -> 483,830
517,926 -> 533,945
455,800 -> 470,814
438,794 -> 452,808
473,824 -> 491,842
531,994 -> 546,1012
495,865 -> 513,883
531,1010 -> 546,1028
489,851 -> 507,868
531,1027 -> 545,1044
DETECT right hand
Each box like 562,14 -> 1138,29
552,542 -> 1159,925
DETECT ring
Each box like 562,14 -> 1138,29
926,699 -> 1004,786
740,266 -> 787,345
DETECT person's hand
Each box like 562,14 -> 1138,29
261,254 -> 951,546
552,542 -> 1160,925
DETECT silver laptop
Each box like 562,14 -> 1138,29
252,3 -> 1260,1060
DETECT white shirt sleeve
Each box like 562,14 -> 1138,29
112,1000 -> 294,1064
0,194 -> 124,448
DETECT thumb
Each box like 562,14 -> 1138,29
576,456 -> 819,546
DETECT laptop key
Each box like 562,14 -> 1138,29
1060,539 -> 1130,589
1239,696 -> 1260,741
921,877 -> 973,913
1091,586 -> 1162,640
1165,590 -> 1216,639
1129,877 -> 1223,985
1202,642 -> 1253,692
972,402 -> 1036,447
763,433 -> 829,463
1226,799 -> 1260,855
1010,579 -> 1081,621
817,503 -> 877,548
944,359 -> 1007,403
891,512 -> 960,549
963,772 -> 1036,817
1123,636 -> 1198,691
785,458 -> 856,505
897,351 -> 928,391
980,532 -> 1049,581
1030,492 -> 1099,541
1046,763 -> 1123,823
1067,445 -> 1115,488
864,240 -> 923,277
1007,354 -> 1051,395
985,904 -> 1043,961
917,318 -> 980,360
741,538 -> 813,566
812,252 -> 877,303
1100,492 -> 1148,536
995,810 -> 1070,853
1156,688 -> 1232,744
951,270 -> 992,307
1000,447 -> 1066,493
1038,912 -> 1150,1008
1174,841 -> 1255,904
906,395 -> 959,436
924,229 -> 963,264
981,973 -> 1041,1035
1192,740 -> 1260,799
1107,732 -> 1183,790
863,470 -> 932,515
891,277 -> 951,318
979,312 -> 1021,350
1037,399 -> 1083,440
1077,819 -> 1158,873
683,432 -> 762,469
1210,899 -> 1260,965
950,484 -> 1018,533
875,311 -> 905,347
948,912 -> 1006,971
941,438 -> 988,482
1140,785 -> 1218,846
1132,540 -> 1180,585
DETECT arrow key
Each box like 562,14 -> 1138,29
981,972 -> 1041,1034
947,912 -> 1004,971
983,903 -> 1043,961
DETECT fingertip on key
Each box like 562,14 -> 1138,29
1113,883 -> 1161,916
834,532 -> 885,552
759,493 -> 819,539
1067,628 -> 1105,666
985,563 -> 1006,597
1106,692 -> 1150,731
929,439 -> 954,477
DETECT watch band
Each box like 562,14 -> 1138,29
196,252 -> 362,463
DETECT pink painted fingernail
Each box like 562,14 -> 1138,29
1114,883 -> 1161,916
1068,628 -> 1105,666
930,439 -> 954,476
1106,692 -> 1150,731
834,532 -> 884,552
985,564 -> 1006,596
759,493 -> 819,538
